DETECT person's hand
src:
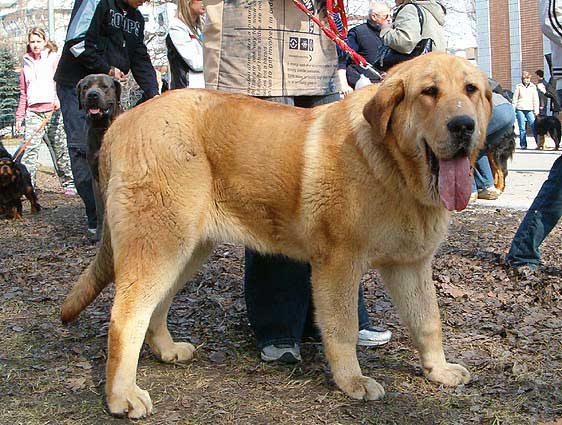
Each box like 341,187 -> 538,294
337,69 -> 353,97
53,100 -> 60,110
340,84 -> 353,97
15,121 -> 23,134
109,66 -> 126,81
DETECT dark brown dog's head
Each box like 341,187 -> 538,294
0,142 -> 18,187
77,74 -> 122,120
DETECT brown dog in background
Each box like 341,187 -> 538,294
62,53 -> 492,419
76,74 -> 121,240
0,140 -> 41,219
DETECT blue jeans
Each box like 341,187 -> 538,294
515,109 -> 537,149
472,103 -> 515,192
471,148 -> 494,192
506,155 -> 562,267
57,83 -> 97,228
245,93 -> 372,349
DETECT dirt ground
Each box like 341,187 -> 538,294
1,170 -> 561,425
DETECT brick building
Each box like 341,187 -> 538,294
476,0 -> 545,91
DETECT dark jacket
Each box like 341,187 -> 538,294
340,21 -> 384,88
55,0 -> 158,98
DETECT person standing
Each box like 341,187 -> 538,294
512,71 -> 539,150
506,0 -> 562,272
15,28 -> 76,194
203,0 -> 391,364
55,0 -> 158,236
166,0 -> 206,89
339,1 -> 390,89
380,0 -> 446,55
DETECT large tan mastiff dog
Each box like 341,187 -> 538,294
61,53 -> 492,418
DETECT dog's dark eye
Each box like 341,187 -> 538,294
422,86 -> 438,97
466,84 -> 478,94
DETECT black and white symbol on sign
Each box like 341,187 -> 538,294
289,37 -> 299,50
299,38 -> 313,51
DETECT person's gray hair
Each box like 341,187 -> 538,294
368,1 -> 390,18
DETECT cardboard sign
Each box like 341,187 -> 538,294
203,0 -> 340,96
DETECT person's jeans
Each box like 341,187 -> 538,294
471,148 -> 495,192
515,109 -> 537,148
507,155 -> 562,267
244,93 -> 373,349
57,83 -> 97,228
487,103 -> 515,143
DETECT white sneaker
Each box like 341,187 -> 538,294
358,328 -> 392,346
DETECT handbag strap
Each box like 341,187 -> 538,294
394,2 -> 424,36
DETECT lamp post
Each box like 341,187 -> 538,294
48,0 -> 55,38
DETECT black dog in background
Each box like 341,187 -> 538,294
534,115 -> 561,150
486,127 -> 516,192
0,140 -> 41,219
76,74 -> 122,240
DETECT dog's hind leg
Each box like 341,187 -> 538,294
145,241 -> 214,364
23,185 -> 41,213
11,204 -> 23,219
379,260 -> 470,387
487,151 -> 505,192
311,256 -> 385,401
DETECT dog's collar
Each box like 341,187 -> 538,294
0,156 -> 13,161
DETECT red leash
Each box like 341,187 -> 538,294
326,0 -> 348,38
290,0 -> 383,81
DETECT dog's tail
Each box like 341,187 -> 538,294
61,221 -> 114,323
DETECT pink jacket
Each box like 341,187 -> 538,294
15,50 -> 60,123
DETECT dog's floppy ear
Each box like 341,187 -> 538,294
363,76 -> 404,141
76,78 -> 85,110
113,78 -> 122,107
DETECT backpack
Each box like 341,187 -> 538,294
166,34 -> 191,89
373,3 -> 434,71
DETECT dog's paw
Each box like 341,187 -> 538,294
339,375 -> 385,401
156,342 -> 195,364
425,362 -> 470,386
107,385 -> 153,419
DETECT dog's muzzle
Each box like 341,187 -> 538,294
447,115 -> 475,158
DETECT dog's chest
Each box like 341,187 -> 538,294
368,210 -> 448,264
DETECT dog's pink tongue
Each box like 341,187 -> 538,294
89,108 -> 100,114
438,156 -> 471,211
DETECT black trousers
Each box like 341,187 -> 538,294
57,83 -> 97,228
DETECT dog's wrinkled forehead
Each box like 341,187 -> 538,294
80,74 -> 116,92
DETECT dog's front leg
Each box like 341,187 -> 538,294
378,260 -> 470,387
311,256 -> 385,401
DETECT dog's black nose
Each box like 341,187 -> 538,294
87,91 -> 100,100
447,115 -> 475,137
